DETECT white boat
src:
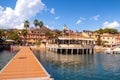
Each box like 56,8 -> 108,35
112,47 -> 120,54
105,48 -> 112,54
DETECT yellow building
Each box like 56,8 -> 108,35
101,33 -> 115,46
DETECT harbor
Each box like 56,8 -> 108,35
1,0 -> 120,79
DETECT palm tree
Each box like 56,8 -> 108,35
38,21 -> 43,42
39,21 -> 43,29
33,19 -> 39,43
24,20 -> 30,33
33,19 -> 39,28
24,20 -> 29,44
21,29 -> 27,45
21,29 -> 27,38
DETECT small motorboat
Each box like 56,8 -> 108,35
112,47 -> 120,54
105,48 -> 112,54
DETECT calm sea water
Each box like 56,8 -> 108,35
0,50 -> 17,70
33,50 -> 120,80
1,49 -> 120,80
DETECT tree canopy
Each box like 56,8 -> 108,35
94,28 -> 118,34
21,29 -> 27,37
45,31 -> 53,38
7,31 -> 19,41
24,20 -> 30,30
39,21 -> 43,28
0,29 -> 5,38
33,19 -> 39,28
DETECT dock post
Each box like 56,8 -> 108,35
60,49 -> 62,53
92,48 -> 94,54
84,49 -> 86,54
86,49 -> 88,54
82,49 -> 84,54
66,49 -> 68,53
71,49 -> 73,54
77,49 -> 79,54
88,49 -> 90,54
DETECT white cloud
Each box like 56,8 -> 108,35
76,17 -> 85,25
50,8 -> 55,14
55,16 -> 60,20
0,0 -> 45,29
102,21 -> 120,29
92,15 -> 100,20
76,20 -> 82,24
45,25 -> 54,30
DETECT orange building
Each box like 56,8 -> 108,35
20,27 -> 51,45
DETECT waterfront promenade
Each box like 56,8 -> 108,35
0,46 -> 52,80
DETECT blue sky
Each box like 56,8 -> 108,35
0,0 -> 120,31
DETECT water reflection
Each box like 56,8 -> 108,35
33,50 -> 120,80
50,52 -> 94,69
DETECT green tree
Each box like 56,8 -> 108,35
0,29 -> 5,38
24,20 -> 29,43
102,41 -> 108,46
21,29 -> 27,45
33,19 -> 39,28
24,20 -> 30,33
103,28 -> 118,34
7,31 -> 19,42
36,38 -> 41,47
54,29 -> 62,36
45,31 -> 53,38
94,28 -> 118,34
21,29 -> 27,38
34,19 -> 39,43
39,21 -> 43,28
94,28 -> 103,34
38,21 -> 43,40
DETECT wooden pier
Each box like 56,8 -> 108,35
47,45 -> 94,54
0,46 -> 52,80
47,36 -> 95,54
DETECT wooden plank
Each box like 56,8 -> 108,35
0,46 -> 52,80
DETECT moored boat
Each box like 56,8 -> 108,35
105,48 -> 112,54
112,47 -> 120,54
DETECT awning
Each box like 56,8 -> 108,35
5,39 -> 15,42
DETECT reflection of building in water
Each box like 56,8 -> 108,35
46,36 -> 95,54
40,51 -> 95,69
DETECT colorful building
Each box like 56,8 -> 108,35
19,27 -> 51,45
